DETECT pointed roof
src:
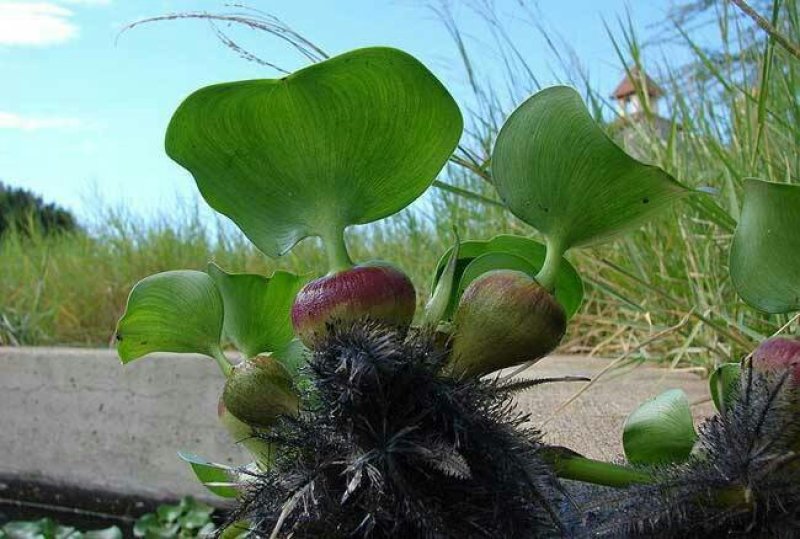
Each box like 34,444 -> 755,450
611,67 -> 664,99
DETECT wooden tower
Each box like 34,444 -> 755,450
612,67 -> 664,117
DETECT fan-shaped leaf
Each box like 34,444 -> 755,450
207,263 -> 305,363
166,47 -> 462,257
116,271 -> 223,363
492,86 -> 689,251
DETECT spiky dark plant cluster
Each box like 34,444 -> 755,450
228,321 -> 564,538
579,368 -> 800,538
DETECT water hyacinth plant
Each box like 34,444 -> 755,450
114,33 -> 800,538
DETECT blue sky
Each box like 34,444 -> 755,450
0,0 -> 697,222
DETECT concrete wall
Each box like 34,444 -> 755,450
1,347 -> 716,504
0,347 -> 249,501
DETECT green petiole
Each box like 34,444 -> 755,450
542,447 -> 655,488
535,238 -> 565,293
323,228 -> 354,274
210,346 -> 234,378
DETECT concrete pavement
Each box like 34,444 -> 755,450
0,348 -> 714,501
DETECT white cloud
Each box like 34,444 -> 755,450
0,111 -> 84,131
0,2 -> 78,46
58,0 -> 110,4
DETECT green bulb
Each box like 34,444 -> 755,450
447,270 -> 566,378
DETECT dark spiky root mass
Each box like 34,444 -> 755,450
577,368 -> 800,538
227,322 -> 564,538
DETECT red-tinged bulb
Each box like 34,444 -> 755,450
291,264 -> 416,348
752,337 -> 800,385
447,269 -> 566,379
222,354 -> 299,429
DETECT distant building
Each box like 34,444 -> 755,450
612,67 -> 664,116
609,67 -> 677,159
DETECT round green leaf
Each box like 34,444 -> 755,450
492,86 -> 690,251
156,503 -> 183,524
180,507 -> 214,530
709,362 -> 742,412
207,263 -> 305,361
133,514 -> 157,538
116,271 -> 223,363
431,234 -> 583,319
623,389 -> 697,465
730,179 -> 800,314
166,47 -> 463,257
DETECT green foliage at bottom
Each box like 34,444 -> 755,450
0,518 -> 121,539
133,497 -> 215,538
0,498 -> 216,539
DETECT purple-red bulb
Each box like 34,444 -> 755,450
752,336 -> 800,385
291,264 -> 416,347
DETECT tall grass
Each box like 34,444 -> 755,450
1,1 -> 797,370
429,0 -> 799,370
0,198 -> 520,347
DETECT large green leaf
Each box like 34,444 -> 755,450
492,86 -> 689,251
432,235 -> 583,319
116,271 -> 223,363
207,263 -> 305,361
166,47 -> 463,257
730,179 -> 800,313
623,389 -> 697,465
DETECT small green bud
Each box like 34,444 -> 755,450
447,269 -> 566,378
222,354 -> 299,428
